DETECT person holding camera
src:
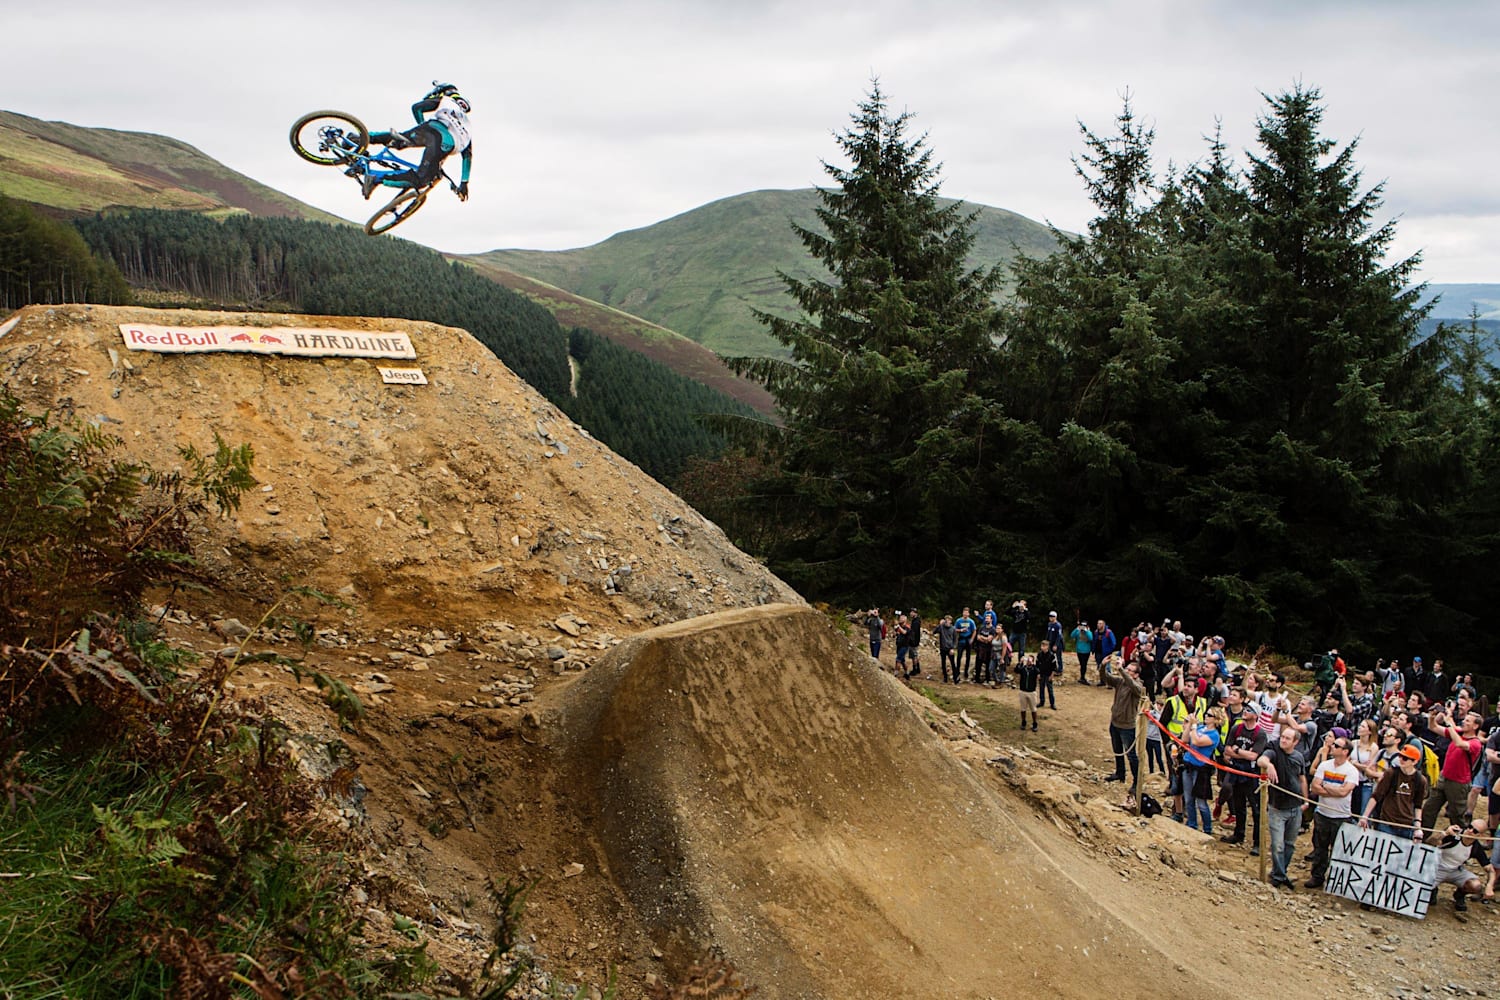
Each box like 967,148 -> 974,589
1008,599 -> 1030,657
864,608 -> 884,660
1069,619 -> 1094,685
1419,709 -> 1485,831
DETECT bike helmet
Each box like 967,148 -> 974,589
427,81 -> 470,113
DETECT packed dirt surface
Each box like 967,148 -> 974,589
0,305 -> 794,627
1,305 -> 1490,999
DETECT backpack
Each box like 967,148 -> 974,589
1419,743 -> 1440,787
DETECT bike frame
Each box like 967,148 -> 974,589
311,123 -> 448,189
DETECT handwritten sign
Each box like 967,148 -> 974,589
1324,824 -> 1438,918
378,367 -> 428,385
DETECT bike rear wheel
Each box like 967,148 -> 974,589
365,185 -> 429,235
290,111 -> 370,166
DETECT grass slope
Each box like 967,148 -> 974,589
469,187 -> 1062,358
0,109 -> 342,223
455,256 -> 775,417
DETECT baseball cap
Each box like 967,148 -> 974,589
1398,744 -> 1422,761
1048,610 -> 1058,617
1331,727 -> 1350,740
1413,656 -> 1422,662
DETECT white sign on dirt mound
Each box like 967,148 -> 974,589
1324,824 -> 1439,918
119,324 -> 416,359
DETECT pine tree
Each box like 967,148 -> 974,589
1183,85 -> 1459,649
996,100 -> 1203,610
733,83 -> 1003,598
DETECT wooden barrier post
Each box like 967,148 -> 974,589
1133,712 -> 1148,816
1258,779 -> 1271,883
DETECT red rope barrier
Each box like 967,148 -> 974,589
1144,709 -> 1265,781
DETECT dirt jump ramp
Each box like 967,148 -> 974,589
559,603 -> 1213,999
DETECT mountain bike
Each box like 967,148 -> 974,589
289,110 -> 457,236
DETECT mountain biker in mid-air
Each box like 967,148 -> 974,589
360,82 -> 472,202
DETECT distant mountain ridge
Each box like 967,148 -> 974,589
469,188 -> 1063,358
0,110 -> 341,223
1417,284 -> 1500,320
0,108 -> 771,413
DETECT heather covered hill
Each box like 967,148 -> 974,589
0,109 -> 341,222
471,188 -> 1061,357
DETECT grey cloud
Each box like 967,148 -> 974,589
0,1 -> 1495,277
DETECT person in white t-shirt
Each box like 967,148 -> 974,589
1304,734 -> 1362,888
1433,820 -> 1489,912
1247,671 -> 1289,741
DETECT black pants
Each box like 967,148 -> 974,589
940,646 -> 957,682
1109,724 -> 1138,782
973,646 -> 994,683
368,122 -> 445,187
1309,813 -> 1349,883
1228,779 -> 1261,844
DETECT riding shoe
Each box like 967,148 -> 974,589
361,172 -> 380,200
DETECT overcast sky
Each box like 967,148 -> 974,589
4,1 -> 1496,282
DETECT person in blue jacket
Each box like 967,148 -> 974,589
1045,610 -> 1066,680
1093,619 -> 1118,686
953,607 -> 976,682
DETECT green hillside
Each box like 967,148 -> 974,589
0,110 -> 342,223
0,109 -> 774,411
453,256 -> 774,416
468,188 -> 1061,358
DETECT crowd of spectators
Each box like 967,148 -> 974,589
859,604 -> 1499,913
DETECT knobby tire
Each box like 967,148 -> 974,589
365,185 -> 429,235
290,110 -> 370,166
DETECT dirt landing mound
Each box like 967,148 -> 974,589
0,304 -> 797,628
560,604 -> 1218,999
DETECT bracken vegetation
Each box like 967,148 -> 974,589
0,388 -> 442,998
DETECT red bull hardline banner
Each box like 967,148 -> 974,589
119,325 -> 416,360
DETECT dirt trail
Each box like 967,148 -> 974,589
2,304 -> 1484,999
555,604 -> 1316,999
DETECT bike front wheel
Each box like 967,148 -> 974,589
365,185 -> 429,235
290,111 -> 370,166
